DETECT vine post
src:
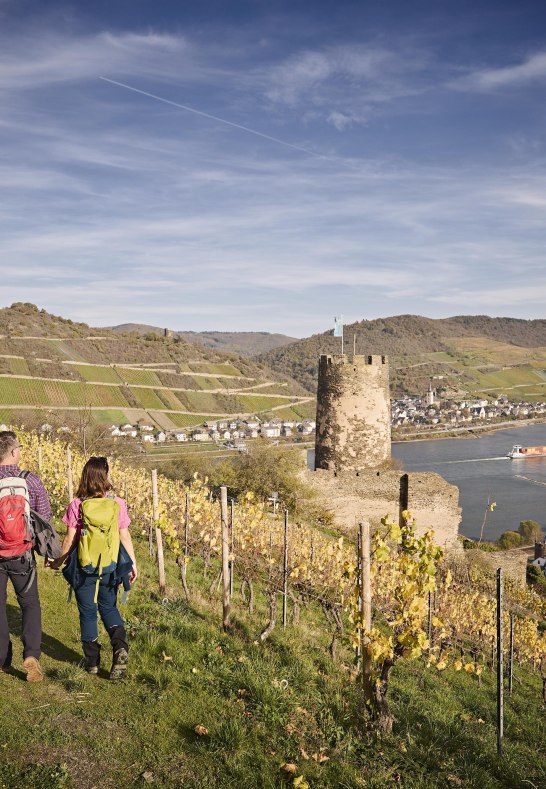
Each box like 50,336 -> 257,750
66,446 -> 74,502
179,491 -> 191,600
355,528 -> 362,670
37,444 -> 42,472
148,519 -> 154,557
283,509 -> 289,628
229,498 -> 235,597
496,568 -> 504,756
151,469 -> 166,596
427,590 -> 433,644
220,486 -> 231,631
508,612 -> 514,696
359,521 -> 373,693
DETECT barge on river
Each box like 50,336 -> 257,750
507,444 -> 546,459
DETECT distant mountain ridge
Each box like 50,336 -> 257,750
258,314 -> 546,397
5,305 -> 546,409
110,323 -> 297,357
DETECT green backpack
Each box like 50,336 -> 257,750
78,497 -> 120,578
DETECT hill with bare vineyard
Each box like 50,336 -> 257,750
0,303 -> 314,430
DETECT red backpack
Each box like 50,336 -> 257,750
0,471 -> 33,559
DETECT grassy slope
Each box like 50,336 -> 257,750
1,535 -> 544,789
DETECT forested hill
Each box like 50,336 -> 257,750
258,315 -> 546,395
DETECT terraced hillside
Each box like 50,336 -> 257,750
0,303 -> 314,429
259,314 -> 546,401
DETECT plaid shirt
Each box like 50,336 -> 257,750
0,465 -> 52,522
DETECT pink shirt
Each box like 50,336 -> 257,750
62,496 -> 130,537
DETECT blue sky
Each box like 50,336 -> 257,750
3,0 -> 546,336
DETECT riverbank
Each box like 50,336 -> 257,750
392,416 -> 546,443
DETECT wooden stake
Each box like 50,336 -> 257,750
229,498 -> 235,597
184,492 -> 190,559
508,611 -> 514,696
356,529 -> 362,670
359,521 -> 373,689
66,446 -> 74,501
283,509 -> 289,628
427,590 -> 433,644
496,568 -> 504,756
37,445 -> 42,472
178,492 -> 191,601
360,521 -> 371,632
152,469 -> 166,596
221,486 -> 231,631
148,519 -> 154,557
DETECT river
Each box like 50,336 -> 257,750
308,424 -> 546,541
392,424 -> 546,541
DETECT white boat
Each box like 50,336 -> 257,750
508,444 -> 546,459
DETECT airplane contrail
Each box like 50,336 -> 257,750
99,77 -> 327,159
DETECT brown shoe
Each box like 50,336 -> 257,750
23,657 -> 44,682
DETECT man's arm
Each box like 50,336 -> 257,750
28,475 -> 52,522
50,528 -> 77,569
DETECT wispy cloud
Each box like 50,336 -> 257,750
0,31 -> 189,90
452,51 -> 546,92
2,11 -> 546,332
253,43 -> 431,128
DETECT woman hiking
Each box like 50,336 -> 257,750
54,457 -> 137,679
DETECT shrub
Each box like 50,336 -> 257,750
497,531 -> 523,550
519,519 -> 543,544
527,564 -> 542,584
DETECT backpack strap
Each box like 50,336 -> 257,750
18,470 -> 30,480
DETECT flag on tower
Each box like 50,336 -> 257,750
333,316 -> 344,337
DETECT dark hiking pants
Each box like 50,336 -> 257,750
73,572 -> 124,644
0,555 -> 41,667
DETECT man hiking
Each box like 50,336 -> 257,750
0,431 -> 52,681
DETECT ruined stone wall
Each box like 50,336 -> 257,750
465,549 -> 529,585
304,467 -> 462,554
315,354 -> 391,471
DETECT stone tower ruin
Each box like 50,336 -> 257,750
307,351 -> 462,555
315,353 -> 391,472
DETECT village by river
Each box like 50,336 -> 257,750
392,423 -> 546,541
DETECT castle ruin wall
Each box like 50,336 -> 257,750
304,467 -> 462,554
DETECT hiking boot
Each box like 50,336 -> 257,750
23,656 -> 44,682
79,658 -> 99,675
86,663 -> 99,675
109,648 -> 128,680
81,640 -> 101,675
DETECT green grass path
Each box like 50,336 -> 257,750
1,537 -> 544,789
